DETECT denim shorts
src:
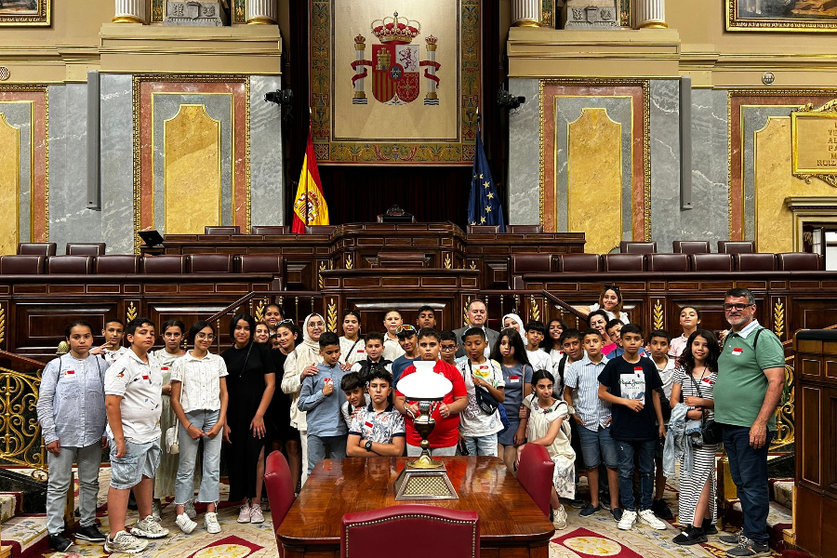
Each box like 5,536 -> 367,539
109,437 -> 161,490
576,423 -> 618,469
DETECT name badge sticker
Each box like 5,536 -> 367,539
66,370 -> 75,375
509,375 -> 520,383
365,421 -> 374,428
732,347 -> 743,356
634,366 -> 643,372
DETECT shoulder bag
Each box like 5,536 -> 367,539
689,371 -> 721,446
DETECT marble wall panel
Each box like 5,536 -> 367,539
100,74 -> 136,255
48,84 -> 103,254
648,79 -> 681,250
250,76 -> 284,227
508,78 -> 541,225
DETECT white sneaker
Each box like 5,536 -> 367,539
185,500 -> 197,520
638,509 -> 667,530
205,512 -> 222,534
104,531 -> 149,554
618,509 -> 637,530
131,515 -> 169,539
175,512 -> 197,534
250,503 -> 265,524
552,505 -> 568,530
237,502 -> 251,523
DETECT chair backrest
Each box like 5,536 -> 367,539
777,252 -> 821,271
557,253 -> 601,272
188,254 -> 234,274
95,255 -> 140,274
0,255 -> 45,274
66,242 -> 106,256
734,253 -> 776,272
237,254 -> 284,274
466,225 -> 500,234
264,450 -> 295,557
516,443 -> 554,518
204,226 -> 240,235
602,253 -> 646,272
251,226 -> 290,235
690,253 -> 734,272
646,253 -> 690,272
142,255 -> 187,274
619,241 -> 657,254
305,225 -> 337,235
717,240 -> 755,254
505,224 -> 542,234
509,253 -> 554,275
46,255 -> 93,274
341,504 -> 479,558
672,240 -> 710,254
17,242 -> 56,256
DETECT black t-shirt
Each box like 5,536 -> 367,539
597,355 -> 663,442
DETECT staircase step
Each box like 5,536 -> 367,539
728,499 -> 792,553
0,492 -> 22,523
0,515 -> 48,558
769,477 -> 793,511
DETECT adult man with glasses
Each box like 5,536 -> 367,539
453,299 -> 499,358
713,288 -> 784,558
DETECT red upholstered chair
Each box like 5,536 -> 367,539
558,253 -> 601,272
734,253 -> 776,272
619,241 -> 657,254
188,254 -> 233,274
17,242 -> 56,256
717,241 -> 755,254
142,255 -> 187,274
66,243 -> 106,256
602,253 -> 646,272
46,255 -> 93,274
204,226 -> 240,234
264,450 -> 295,557
251,226 -> 289,235
341,504 -> 479,558
506,224 -> 542,234
777,252 -> 821,271
647,253 -> 690,272
95,255 -> 140,274
690,253 -> 734,272
517,443 -> 555,518
236,254 -> 284,274
672,240 -> 710,254
0,255 -> 45,274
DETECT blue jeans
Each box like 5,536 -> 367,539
722,424 -> 771,545
463,434 -> 498,457
306,434 -> 347,474
616,439 -> 656,511
175,409 -> 222,505
577,424 -> 618,469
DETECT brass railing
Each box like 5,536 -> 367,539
0,366 -> 46,474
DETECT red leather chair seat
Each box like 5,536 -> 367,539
264,450 -> 295,557
517,443 -> 555,518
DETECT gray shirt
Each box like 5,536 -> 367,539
37,354 -> 108,447
297,363 -> 348,437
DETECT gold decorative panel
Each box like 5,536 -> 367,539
755,117 -> 835,253
568,108 -> 622,254
0,113 -> 19,255
162,104 -> 222,234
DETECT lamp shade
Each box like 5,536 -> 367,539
396,360 -> 452,401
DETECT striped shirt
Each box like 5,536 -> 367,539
563,354 -> 611,432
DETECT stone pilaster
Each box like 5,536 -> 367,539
113,0 -> 146,23
511,0 -> 540,27
247,0 -> 277,24
634,0 -> 667,28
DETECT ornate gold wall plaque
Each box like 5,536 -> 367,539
792,101 -> 837,187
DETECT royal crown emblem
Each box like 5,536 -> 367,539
350,11 -> 441,106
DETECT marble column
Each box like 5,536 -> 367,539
634,0 -> 667,28
247,0 -> 277,24
113,0 -> 146,23
511,0 -> 540,27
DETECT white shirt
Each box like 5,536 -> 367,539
104,349 -> 163,443
339,336 -> 367,366
171,351 -> 229,413
457,359 -> 506,437
382,335 -> 405,361
527,348 -> 553,374
655,357 -> 677,399
103,346 -> 129,366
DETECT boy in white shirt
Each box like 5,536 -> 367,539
457,328 -> 505,457
91,319 -> 129,365
103,318 -> 169,554
525,320 -> 554,373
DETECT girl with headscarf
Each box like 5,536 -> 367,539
502,312 -> 526,334
281,313 -> 325,486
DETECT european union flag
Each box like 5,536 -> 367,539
468,125 -> 505,231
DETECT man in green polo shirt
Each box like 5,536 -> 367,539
713,288 -> 784,558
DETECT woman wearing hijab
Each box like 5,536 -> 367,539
281,313 -> 325,486
502,313 -> 526,334
221,313 -> 275,524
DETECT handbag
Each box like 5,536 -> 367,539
689,371 -> 721,446
165,422 -> 179,454
467,361 -> 501,415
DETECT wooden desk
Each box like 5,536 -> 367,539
277,456 -> 555,558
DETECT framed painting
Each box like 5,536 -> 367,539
310,0 -> 482,165
727,0 -> 837,31
0,0 -> 50,26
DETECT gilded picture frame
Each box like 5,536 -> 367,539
310,0 -> 482,166
0,0 -> 50,26
727,0 -> 837,32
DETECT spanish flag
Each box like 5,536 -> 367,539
291,128 -> 329,233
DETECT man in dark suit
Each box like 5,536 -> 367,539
453,299 -> 499,358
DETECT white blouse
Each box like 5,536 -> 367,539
170,351 -> 228,413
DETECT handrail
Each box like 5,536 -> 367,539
479,289 -> 588,322
0,348 -> 50,368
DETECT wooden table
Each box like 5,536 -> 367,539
277,456 -> 555,558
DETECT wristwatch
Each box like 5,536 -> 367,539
365,440 -> 373,452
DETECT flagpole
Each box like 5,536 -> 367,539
306,107 -> 312,227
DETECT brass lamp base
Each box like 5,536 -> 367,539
394,464 -> 458,501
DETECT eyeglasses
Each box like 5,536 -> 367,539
440,344 -> 457,351
278,319 -> 294,326
396,325 -> 417,335
723,303 -> 753,311
606,285 -> 620,292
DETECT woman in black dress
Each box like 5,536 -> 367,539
221,313 -> 275,524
